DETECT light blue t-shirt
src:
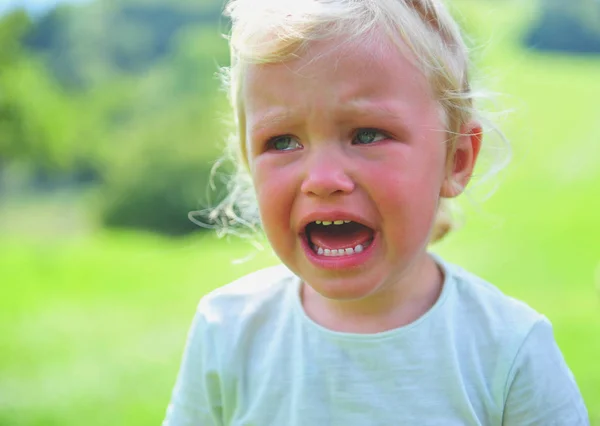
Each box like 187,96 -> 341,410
163,257 -> 589,425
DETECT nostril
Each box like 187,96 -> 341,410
300,170 -> 355,197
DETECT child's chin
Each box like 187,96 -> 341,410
301,270 -> 385,301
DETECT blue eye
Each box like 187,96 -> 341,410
354,129 -> 387,145
268,136 -> 302,151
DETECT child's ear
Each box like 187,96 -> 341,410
440,121 -> 482,198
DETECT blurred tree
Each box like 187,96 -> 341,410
97,108 -> 228,236
24,0 -> 225,89
0,10 -> 31,165
0,8 -> 30,66
0,10 -> 87,175
1,0 -> 236,234
525,0 -> 600,53
95,25 -> 231,235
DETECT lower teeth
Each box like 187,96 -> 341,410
313,241 -> 371,257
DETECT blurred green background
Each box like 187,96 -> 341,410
0,0 -> 599,424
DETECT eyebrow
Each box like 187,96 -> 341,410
248,101 -> 411,137
339,101 -> 409,122
249,110 -> 294,136
338,101 -> 412,137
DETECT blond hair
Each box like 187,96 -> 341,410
194,0 -> 509,242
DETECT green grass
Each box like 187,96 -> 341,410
2,1 -> 600,424
0,232 -> 277,426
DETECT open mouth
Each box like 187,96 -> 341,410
304,220 -> 375,257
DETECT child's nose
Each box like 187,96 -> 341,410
300,151 -> 355,197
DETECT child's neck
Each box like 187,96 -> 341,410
300,253 -> 443,334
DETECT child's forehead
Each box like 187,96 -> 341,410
242,31 -> 437,121
245,30 -> 420,82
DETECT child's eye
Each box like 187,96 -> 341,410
353,129 -> 387,145
267,135 -> 302,151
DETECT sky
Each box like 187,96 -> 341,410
0,0 -> 90,16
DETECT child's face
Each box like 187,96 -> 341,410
243,32 -> 460,304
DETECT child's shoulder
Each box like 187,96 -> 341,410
197,264 -> 297,325
440,257 -> 547,342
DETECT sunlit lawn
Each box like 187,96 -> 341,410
0,232 -> 277,425
2,2 -> 600,425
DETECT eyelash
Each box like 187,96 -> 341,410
266,135 -> 301,152
265,128 -> 391,151
352,128 -> 390,145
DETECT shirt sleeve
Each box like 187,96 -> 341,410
502,318 -> 589,426
163,308 -> 223,426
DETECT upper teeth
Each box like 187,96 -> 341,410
315,220 -> 351,226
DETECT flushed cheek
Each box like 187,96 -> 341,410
252,165 -> 297,250
368,170 -> 442,249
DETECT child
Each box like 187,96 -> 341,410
164,0 -> 589,424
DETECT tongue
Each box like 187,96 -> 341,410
309,223 -> 373,250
